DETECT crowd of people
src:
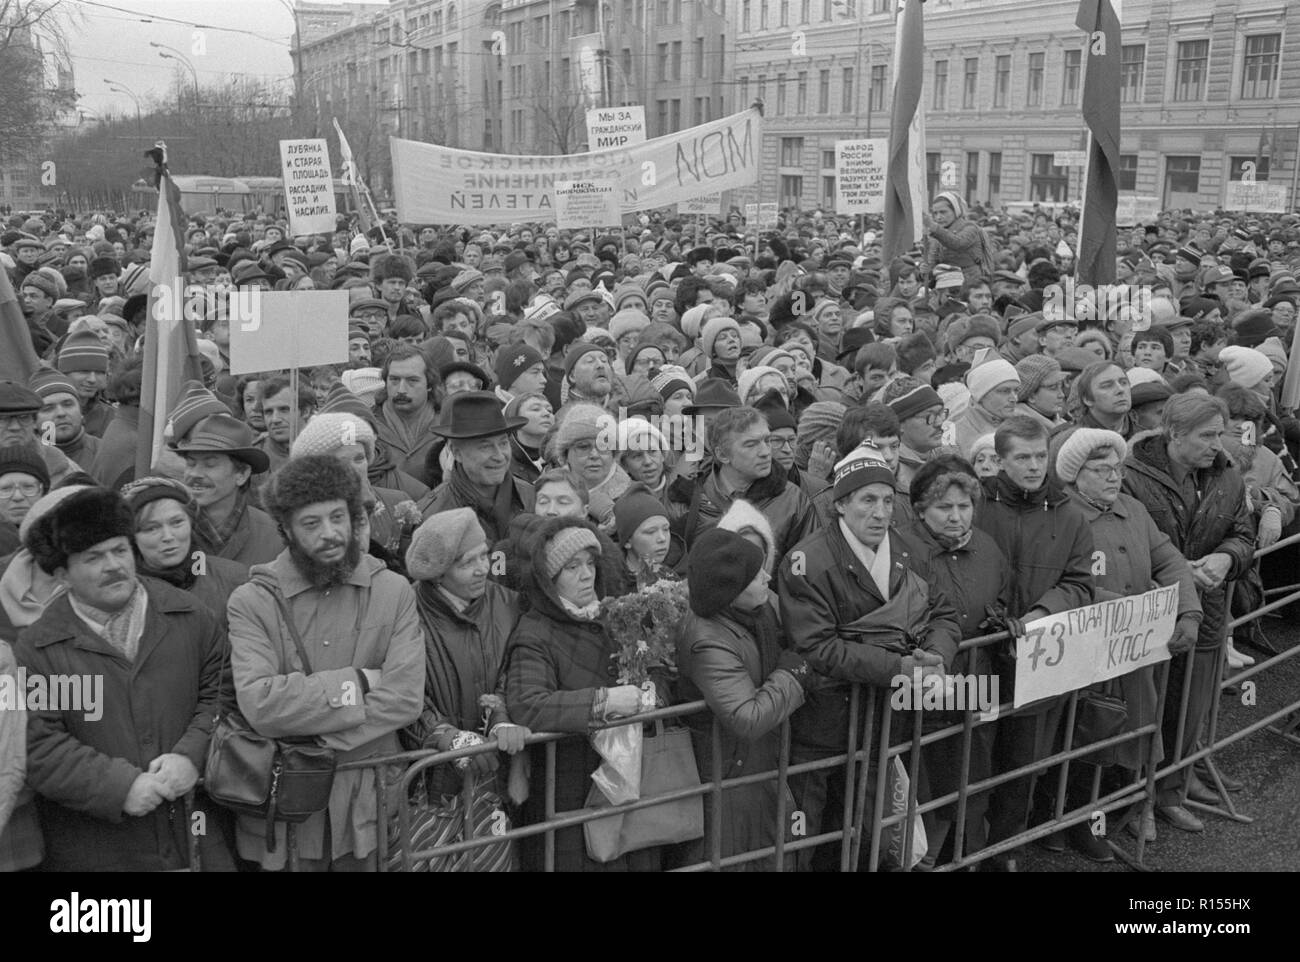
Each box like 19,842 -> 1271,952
1,191 -> 1298,872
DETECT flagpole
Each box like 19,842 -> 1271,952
1292,120 -> 1300,213
1075,128 -> 1093,288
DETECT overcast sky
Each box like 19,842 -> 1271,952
67,0 -> 387,120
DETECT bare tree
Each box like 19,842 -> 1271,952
532,89 -> 588,155
0,0 -> 81,164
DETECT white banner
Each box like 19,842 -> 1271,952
553,180 -> 621,229
1224,181 -> 1287,213
744,202 -> 778,229
1013,584 -> 1178,709
1117,194 -> 1162,225
835,139 -> 887,215
586,105 -> 646,150
279,139 -> 337,236
390,108 -> 761,225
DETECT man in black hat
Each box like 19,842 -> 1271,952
416,391 -> 535,543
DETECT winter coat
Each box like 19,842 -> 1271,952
89,404 -> 140,490
14,579 -> 224,871
923,215 -> 994,284
416,473 -> 536,546
777,525 -> 961,751
82,395 -> 113,439
57,429 -> 100,473
0,639 -> 41,871
1121,434 -> 1255,650
1067,490 -> 1202,771
210,503 -> 282,569
676,608 -> 805,870
226,553 -> 424,869
951,402 -> 1003,460
670,463 -> 820,560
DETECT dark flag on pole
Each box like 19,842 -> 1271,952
1075,0 -> 1122,285
882,0 -> 927,268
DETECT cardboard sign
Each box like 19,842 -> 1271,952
1013,584 -> 1179,709
553,180 -> 621,229
680,192 -> 722,215
228,291 -> 349,375
744,202 -> 778,228
1223,181 -> 1288,213
279,139 -> 337,236
586,105 -> 647,150
1117,194 -> 1162,225
835,138 -> 887,215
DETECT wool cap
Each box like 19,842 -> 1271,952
1232,311 -> 1281,348
608,308 -> 651,344
28,366 -> 78,401
450,268 -> 485,293
406,507 -> 487,582
25,487 -> 134,575
290,411 -> 376,461
614,486 -> 669,546
1006,312 -> 1042,341
651,366 -> 694,402
687,527 -> 765,618
1056,428 -> 1127,484
964,357 -> 1020,403
1130,379 -> 1172,407
1220,345 -> 1273,389
0,380 -> 43,414
0,443 -> 50,490
680,304 -> 713,340
20,273 -> 58,300
56,330 -> 109,374
543,524 -> 602,580
165,380 -> 228,445
616,416 -> 667,454
341,367 -> 384,401
494,343 -> 544,392
119,475 -> 192,516
969,432 -> 997,465
554,402 -> 614,462
1014,354 -> 1063,402
832,443 -> 895,501
563,342 -> 606,378
700,315 -> 741,358
1258,336 -> 1288,372
797,401 -> 847,452
888,383 -> 944,422
737,365 -> 784,405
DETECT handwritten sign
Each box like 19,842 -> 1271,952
553,180 -> 621,229
1117,194 -> 1162,225
744,202 -> 778,229
1224,181 -> 1288,214
1013,584 -> 1179,709
680,192 -> 722,215
279,139 -> 337,236
228,291 -> 349,375
835,138 -> 887,215
587,105 -> 646,150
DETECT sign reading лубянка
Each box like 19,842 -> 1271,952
1013,584 -> 1179,709
279,138 -> 337,236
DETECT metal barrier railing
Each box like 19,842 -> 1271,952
276,533 -> 1300,872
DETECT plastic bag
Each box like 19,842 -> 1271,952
590,685 -> 656,805
886,756 -> 928,870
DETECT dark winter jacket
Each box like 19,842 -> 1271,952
671,463 -> 820,560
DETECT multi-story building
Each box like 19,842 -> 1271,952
0,11 -> 76,209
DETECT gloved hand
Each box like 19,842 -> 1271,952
775,649 -> 813,689
1258,507 -> 1282,549
1167,615 -> 1200,655
604,685 -> 644,718
446,730 -> 499,778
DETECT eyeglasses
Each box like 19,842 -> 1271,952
0,481 -> 41,500
921,409 -> 949,427
1080,463 -> 1124,480
768,435 -> 797,449
0,414 -> 37,428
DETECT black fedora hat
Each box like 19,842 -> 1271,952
683,378 -> 741,415
431,391 -> 527,439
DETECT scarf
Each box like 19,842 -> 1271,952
930,527 -> 973,552
379,399 -> 439,455
193,487 -> 249,554
727,603 -> 783,676
136,556 -> 198,590
70,579 -> 147,662
448,463 -> 516,543
838,518 -> 892,599
560,596 -> 602,620
0,548 -> 64,628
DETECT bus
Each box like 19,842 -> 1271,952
130,175 -> 254,215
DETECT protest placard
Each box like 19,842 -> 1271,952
1223,181 -> 1288,213
743,202 -> 778,228
834,139 -> 887,215
553,180 -> 621,229
1117,194 -> 1162,225
228,291 -> 349,376
279,139 -> 337,236
586,106 -> 646,150
680,192 -> 723,215
1013,584 -> 1179,709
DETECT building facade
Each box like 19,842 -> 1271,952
732,0 -> 1300,214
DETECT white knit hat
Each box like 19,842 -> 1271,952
737,365 -> 784,405
1056,428 -> 1127,484
341,367 -> 384,402
290,412 -> 376,461
964,357 -> 1020,403
1220,345 -> 1272,389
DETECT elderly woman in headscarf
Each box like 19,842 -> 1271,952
922,192 -> 995,286
1055,427 -> 1202,848
552,403 -> 630,534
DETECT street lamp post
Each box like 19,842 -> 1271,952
105,78 -> 143,142
150,42 -> 200,122
275,0 -> 303,130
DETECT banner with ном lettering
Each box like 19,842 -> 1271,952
389,108 -> 761,225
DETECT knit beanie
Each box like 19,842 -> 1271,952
764,405 -> 797,432
608,307 -> 650,344
494,343 -> 544,392
700,316 -> 741,358
616,416 -> 667,454
554,402 -> 615,462
1220,345 -> 1273,389
119,475 -> 192,516
832,443 -> 895,501
964,357 -> 1020,403
888,384 -> 944,422
737,365 -> 784,405
1014,354 -> 1062,402
680,304 -> 713,341
969,432 -> 997,465
651,366 -> 694,402
28,365 -> 78,401
543,524 -> 602,580
563,342 -> 606,378
1056,428 -> 1127,484
796,401 -> 847,469
340,367 -> 384,403
614,487 -> 669,546
165,379 -> 228,444
56,329 -> 109,374
687,527 -> 765,618
1257,336 -> 1288,373
0,443 -> 50,491
20,272 -> 58,300
290,411 -> 376,461
406,507 -> 487,582
613,281 -> 649,311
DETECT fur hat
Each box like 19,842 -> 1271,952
262,454 -> 362,527
370,253 -> 414,283
290,412 -> 376,461
687,527 -> 764,618
25,487 -> 135,575
542,524 -> 602,580
700,315 -> 741,358
716,498 -> 778,573
406,507 -> 487,582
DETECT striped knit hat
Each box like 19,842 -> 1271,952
165,379 -> 228,445
56,330 -> 109,374
28,366 -> 78,400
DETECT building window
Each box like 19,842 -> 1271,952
1174,39 -> 1209,101
988,151 -> 1002,199
1027,52 -> 1044,107
1229,156 -> 1270,181
1120,44 -> 1145,103
1241,34 -> 1280,99
657,43 -> 668,82
1062,49 -> 1081,105
757,74 -> 767,102
780,174 -> 803,207
823,0 -> 832,18
1165,155 -> 1200,194
965,151 -> 979,204
777,73 -> 787,114
761,0 -> 769,29
822,149 -> 836,168
926,152 -> 941,198
801,0 -> 811,23
798,71 -> 808,113
841,67 -> 854,112
933,60 -> 948,110
780,137 -> 803,166
656,99 -> 668,134
658,0 -> 671,26
822,175 -> 836,207
962,58 -> 978,109
742,0 -> 751,31
993,55 -> 1010,108
870,63 -> 887,111
1030,153 -> 1069,202
1118,153 -> 1138,191
780,0 -> 789,27
671,41 -> 682,80
819,69 -> 830,112
670,98 -> 681,129
694,37 -> 705,77
739,76 -> 749,105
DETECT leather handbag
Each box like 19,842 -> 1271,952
1073,683 -> 1129,767
203,586 -> 336,851
584,721 -> 704,863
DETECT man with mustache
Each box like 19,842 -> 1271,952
374,345 -> 442,487
556,342 -> 614,417
227,455 -> 423,871
417,392 -> 534,544
13,486 -> 226,871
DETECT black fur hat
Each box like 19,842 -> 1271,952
370,252 -> 414,284
263,454 -> 363,529
26,487 -> 134,574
